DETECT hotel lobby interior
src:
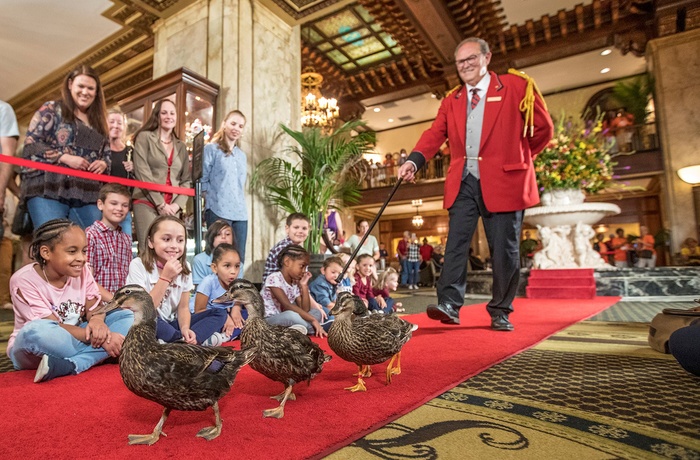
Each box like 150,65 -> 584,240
1,0 -> 699,458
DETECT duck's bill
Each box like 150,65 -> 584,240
89,298 -> 123,315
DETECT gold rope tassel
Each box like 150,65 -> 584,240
508,68 -> 547,138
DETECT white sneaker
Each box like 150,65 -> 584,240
289,324 -> 308,335
202,332 -> 227,346
413,285 -> 419,290
34,355 -> 50,383
407,285 -> 414,290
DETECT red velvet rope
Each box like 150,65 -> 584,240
0,154 -> 195,197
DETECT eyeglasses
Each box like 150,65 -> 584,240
455,53 -> 481,67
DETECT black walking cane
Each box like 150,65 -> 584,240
336,177 -> 403,284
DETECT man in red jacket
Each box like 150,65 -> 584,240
398,37 -> 553,331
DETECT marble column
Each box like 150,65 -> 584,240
152,0 -> 301,280
647,28 -> 700,251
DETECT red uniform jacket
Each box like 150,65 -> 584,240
409,71 -> 553,213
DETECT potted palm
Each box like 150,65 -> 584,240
252,120 -> 376,254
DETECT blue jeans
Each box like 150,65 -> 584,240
120,211 -> 133,242
156,308 -> 227,344
265,309 -> 324,334
408,260 -> 420,285
368,297 -> 394,315
400,258 -> 409,285
9,309 -> 134,373
205,209 -> 248,267
27,196 -> 102,229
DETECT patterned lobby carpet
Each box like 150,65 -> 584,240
327,321 -> 700,460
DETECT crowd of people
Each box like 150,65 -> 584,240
362,146 -> 449,188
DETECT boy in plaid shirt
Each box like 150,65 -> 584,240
86,183 -> 133,298
262,213 -> 310,285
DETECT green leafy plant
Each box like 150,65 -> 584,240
534,113 -> 616,194
612,74 -> 654,125
252,120 -> 376,253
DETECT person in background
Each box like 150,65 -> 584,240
519,230 -> 538,268
192,219 -> 235,288
378,242 -> 388,270
398,37 -> 553,331
201,110 -> 248,267
636,225 -> 655,268
610,228 -> 629,268
343,218 -> 380,261
680,237 -> 700,265
321,206 -> 344,253
593,233 -> 608,258
396,230 -> 410,287
420,237 -> 434,269
106,107 -> 134,239
0,100 -> 19,229
22,65 -> 110,229
406,233 -> 421,290
132,98 -> 191,255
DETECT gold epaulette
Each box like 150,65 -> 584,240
444,84 -> 462,98
508,68 -> 547,138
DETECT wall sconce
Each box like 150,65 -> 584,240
677,165 -> 700,184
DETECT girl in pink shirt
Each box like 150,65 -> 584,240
7,219 -> 134,383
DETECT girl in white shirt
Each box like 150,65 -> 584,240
126,216 -> 226,344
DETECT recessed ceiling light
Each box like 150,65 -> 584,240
388,118 -> 394,123
373,107 -> 381,112
600,68 -> 611,74
601,49 -> 612,56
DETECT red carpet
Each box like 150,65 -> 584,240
0,297 -> 618,459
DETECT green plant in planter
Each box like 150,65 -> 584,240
252,120 -> 376,254
612,74 -> 654,125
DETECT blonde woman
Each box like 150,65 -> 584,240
201,110 -> 248,267
107,107 -> 134,238
131,99 -> 191,254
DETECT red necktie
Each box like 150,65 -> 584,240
470,88 -> 480,110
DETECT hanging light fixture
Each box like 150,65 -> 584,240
301,66 -> 339,129
412,199 -> 423,228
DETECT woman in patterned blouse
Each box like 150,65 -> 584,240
22,65 -> 110,229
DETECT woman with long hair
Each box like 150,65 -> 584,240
131,98 -> 191,254
106,107 -> 134,238
22,65 -> 110,228
201,110 -> 248,267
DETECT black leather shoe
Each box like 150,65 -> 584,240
427,303 -> 461,325
491,315 -> 514,331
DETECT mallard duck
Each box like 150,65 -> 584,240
98,285 -> 256,445
328,292 -> 416,392
215,279 -> 331,418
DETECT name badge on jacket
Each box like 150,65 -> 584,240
487,96 -> 502,102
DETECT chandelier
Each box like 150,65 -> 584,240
411,199 -> 423,228
301,66 -> 339,129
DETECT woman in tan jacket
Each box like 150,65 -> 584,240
131,99 -> 191,253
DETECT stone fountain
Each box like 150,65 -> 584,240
524,189 -> 621,269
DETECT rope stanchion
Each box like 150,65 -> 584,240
0,154 -> 194,197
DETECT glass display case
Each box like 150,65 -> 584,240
116,67 -> 219,154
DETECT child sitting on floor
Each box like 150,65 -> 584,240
194,243 -> 248,340
309,256 -> 344,313
373,267 -> 404,313
353,253 -> 387,313
261,244 -> 329,337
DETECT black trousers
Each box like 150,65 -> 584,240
437,175 -> 523,317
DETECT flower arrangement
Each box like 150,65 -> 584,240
534,114 -> 615,194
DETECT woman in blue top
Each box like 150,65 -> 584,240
201,110 -> 248,267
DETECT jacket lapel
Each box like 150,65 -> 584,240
450,85 -> 467,155
480,71 -> 506,150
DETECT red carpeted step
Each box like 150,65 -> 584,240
526,285 -> 597,299
527,269 -> 597,299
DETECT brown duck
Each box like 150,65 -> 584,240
98,285 -> 256,445
328,291 -> 416,392
216,279 -> 331,418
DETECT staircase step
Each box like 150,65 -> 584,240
526,285 -> 597,299
528,277 -> 595,287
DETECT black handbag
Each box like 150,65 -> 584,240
11,201 -> 33,236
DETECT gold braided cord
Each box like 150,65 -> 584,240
508,68 -> 547,137
445,84 -> 461,98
